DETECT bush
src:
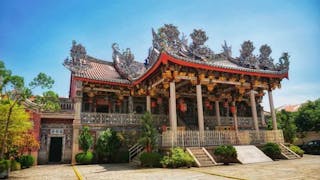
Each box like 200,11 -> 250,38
0,160 -> 11,173
18,155 -> 34,168
289,145 -> 304,157
10,160 -> 21,171
261,143 -> 281,159
140,152 -> 161,167
214,145 -> 237,165
95,128 -> 121,163
160,147 -> 194,168
75,152 -> 94,164
79,126 -> 93,153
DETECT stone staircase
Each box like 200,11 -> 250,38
186,147 -> 217,167
128,143 -> 144,166
278,143 -> 301,160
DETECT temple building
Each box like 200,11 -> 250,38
33,24 -> 290,164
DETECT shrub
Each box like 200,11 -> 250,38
214,145 -> 237,165
95,128 -> 121,163
10,160 -> 21,171
139,112 -> 158,152
75,152 -> 94,164
140,152 -> 161,167
18,155 -> 34,168
79,126 -> 93,153
160,147 -> 194,168
0,160 -> 11,173
261,143 -> 281,159
289,145 -> 304,157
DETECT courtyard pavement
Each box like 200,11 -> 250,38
10,154 -> 320,180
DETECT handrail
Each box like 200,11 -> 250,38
279,143 -> 301,158
129,143 -> 144,162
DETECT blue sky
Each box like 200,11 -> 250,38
1,0 -> 319,110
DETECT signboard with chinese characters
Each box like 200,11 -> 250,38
50,128 -> 64,135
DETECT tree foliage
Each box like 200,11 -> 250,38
0,60 -> 58,159
79,126 -> 93,153
276,110 -> 297,143
138,112 -> 158,152
95,128 -> 121,162
295,99 -> 320,132
0,102 -> 31,158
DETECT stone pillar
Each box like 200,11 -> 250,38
231,101 -> 239,144
71,81 -> 82,164
128,96 -> 133,113
169,82 -> 177,141
146,95 -> 151,112
268,90 -> 278,130
250,90 -> 259,133
215,101 -> 221,126
231,101 -> 238,132
260,106 -> 266,126
196,84 -> 204,138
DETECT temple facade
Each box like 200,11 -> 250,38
33,24 -> 289,164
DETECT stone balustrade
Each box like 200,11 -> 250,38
161,130 -> 284,147
81,112 -> 168,126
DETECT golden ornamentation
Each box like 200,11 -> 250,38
219,76 -> 226,81
163,82 -> 169,89
199,73 -> 205,81
207,83 -> 216,92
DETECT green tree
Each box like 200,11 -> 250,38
277,110 -> 297,143
295,99 -> 320,132
79,126 -> 93,153
0,60 -> 58,159
139,112 -> 158,152
95,128 -> 121,162
0,102 -> 31,158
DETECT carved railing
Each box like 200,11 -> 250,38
204,116 -> 266,128
81,113 -> 168,126
161,130 -> 284,147
60,101 -> 74,111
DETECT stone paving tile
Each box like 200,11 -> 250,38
76,164 -> 230,180
10,164 -> 77,180
8,155 -> 320,180
199,155 -> 320,180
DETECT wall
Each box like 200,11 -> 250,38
295,131 -> 320,145
38,118 -> 73,164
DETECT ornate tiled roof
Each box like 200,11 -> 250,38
63,41 -> 130,84
63,24 -> 289,85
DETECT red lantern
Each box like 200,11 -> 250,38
208,104 -> 213,110
179,103 -> 187,112
223,101 -> 228,108
230,106 -> 236,114
151,101 -> 157,107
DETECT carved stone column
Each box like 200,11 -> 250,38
196,84 -> 204,138
260,106 -> 266,126
128,96 -> 133,113
268,90 -> 277,130
250,90 -> 259,133
169,81 -> 177,144
231,101 -> 239,144
231,101 -> 238,132
146,95 -> 151,113
71,81 -> 82,164
215,101 -> 221,126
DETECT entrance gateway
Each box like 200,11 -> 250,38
49,137 -> 63,162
